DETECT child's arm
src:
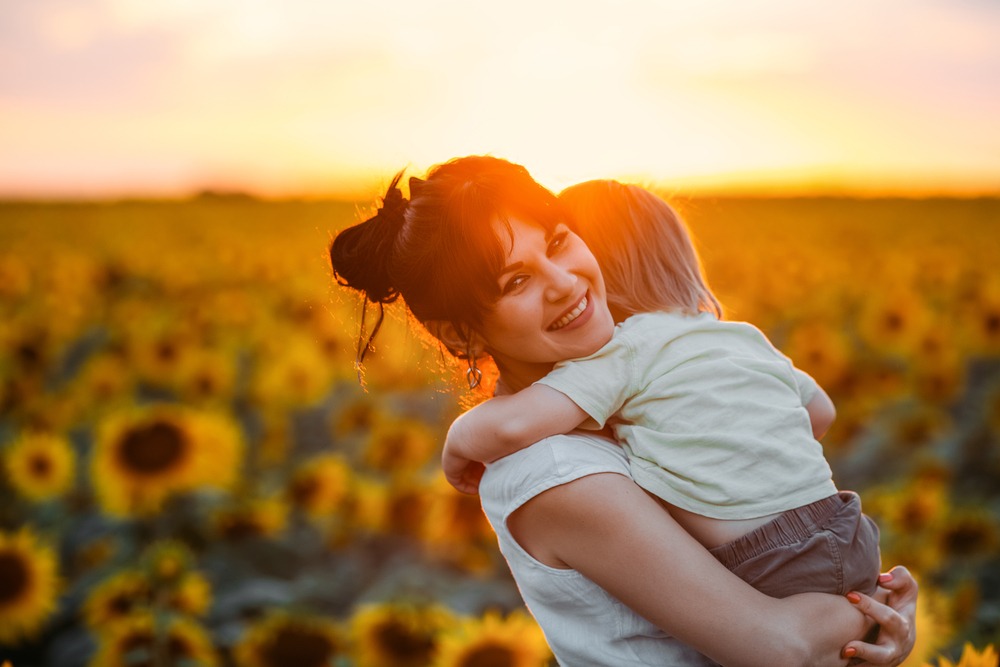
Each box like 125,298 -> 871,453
442,384 -> 589,494
805,385 -> 836,440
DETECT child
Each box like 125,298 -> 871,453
442,180 -> 881,599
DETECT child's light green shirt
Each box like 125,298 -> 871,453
536,311 -> 838,520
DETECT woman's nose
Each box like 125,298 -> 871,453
543,263 -> 578,302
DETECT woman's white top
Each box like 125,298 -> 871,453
479,433 -> 718,666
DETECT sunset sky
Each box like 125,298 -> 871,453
1,0 -> 998,199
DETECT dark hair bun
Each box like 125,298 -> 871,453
330,172 -> 407,304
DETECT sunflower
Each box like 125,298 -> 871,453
250,335 -> 332,408
287,454 -> 354,519
164,572 -> 212,618
922,643 -> 998,667
362,418 -> 439,475
0,528 -> 60,644
887,404 -> 953,451
331,395 -> 385,440
210,496 -> 288,542
857,288 -> 931,356
432,610 -> 551,667
82,570 -> 152,632
935,508 -> 1000,561
140,540 -> 194,586
2,431 -> 76,502
125,323 -> 197,389
91,405 -> 242,516
88,612 -> 219,667
383,481 -> 436,540
233,612 -> 344,667
175,347 -> 237,405
421,475 -> 497,572
72,354 -> 134,418
342,474 -> 389,537
349,602 -> 457,667
782,322 -> 852,390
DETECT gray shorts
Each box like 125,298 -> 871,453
709,491 -> 881,598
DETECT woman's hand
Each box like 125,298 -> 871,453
841,566 -> 918,666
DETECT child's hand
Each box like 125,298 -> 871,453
442,447 -> 485,495
442,415 -> 486,494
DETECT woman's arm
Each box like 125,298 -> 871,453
509,472 -> 912,667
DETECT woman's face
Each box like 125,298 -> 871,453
477,215 -> 615,385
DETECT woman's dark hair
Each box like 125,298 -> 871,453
330,155 -> 563,365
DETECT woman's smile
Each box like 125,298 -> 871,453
548,292 -> 593,331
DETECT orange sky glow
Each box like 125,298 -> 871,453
1,0 -> 998,199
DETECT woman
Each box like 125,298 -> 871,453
330,156 -> 916,666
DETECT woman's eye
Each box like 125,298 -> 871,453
502,275 -> 528,295
547,230 -> 569,254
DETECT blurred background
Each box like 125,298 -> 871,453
1,1 -> 998,666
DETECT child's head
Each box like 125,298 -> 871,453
558,180 -> 721,322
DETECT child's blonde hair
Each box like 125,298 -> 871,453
559,180 -> 722,319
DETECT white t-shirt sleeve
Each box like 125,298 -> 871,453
791,366 -> 820,405
533,330 -> 635,428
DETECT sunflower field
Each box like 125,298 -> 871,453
0,194 -> 998,667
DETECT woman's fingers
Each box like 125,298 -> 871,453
842,586 -> 915,667
879,566 -> 919,604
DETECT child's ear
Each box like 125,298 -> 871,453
424,321 -> 486,358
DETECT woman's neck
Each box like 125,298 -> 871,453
493,359 -> 555,396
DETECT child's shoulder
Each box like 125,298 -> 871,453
619,310 -> 718,336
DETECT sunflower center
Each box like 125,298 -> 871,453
884,312 -> 903,332
374,620 -> 435,661
262,627 -> 335,667
290,477 -> 320,507
985,312 -> 1000,336
0,552 -> 30,604
28,453 -> 53,479
458,643 -> 517,667
119,420 -> 185,475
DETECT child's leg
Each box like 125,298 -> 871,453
708,492 -> 881,598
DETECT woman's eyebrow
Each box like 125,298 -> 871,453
499,261 -> 523,276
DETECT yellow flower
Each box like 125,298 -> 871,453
421,475 -> 498,572
343,474 -> 390,536
922,643 -> 998,667
233,612 -> 344,667
899,586 -> 954,667
250,334 -> 333,407
433,609 -> 552,667
210,496 -> 288,542
363,418 -> 439,475
287,454 -> 354,519
82,570 -> 152,632
349,602 -> 457,667
2,431 -> 76,502
87,612 -> 219,667
72,354 -> 134,417
935,508 -> 1000,561
175,347 -> 238,405
783,321 -> 852,389
140,540 -> 194,586
0,528 -> 60,644
857,287 -> 932,356
165,572 -> 213,617
91,405 -> 243,517
332,395 -> 385,440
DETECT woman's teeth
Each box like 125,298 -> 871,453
551,296 -> 588,331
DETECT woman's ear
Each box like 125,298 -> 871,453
424,320 -> 486,358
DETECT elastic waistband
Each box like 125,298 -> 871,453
709,492 -> 858,570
